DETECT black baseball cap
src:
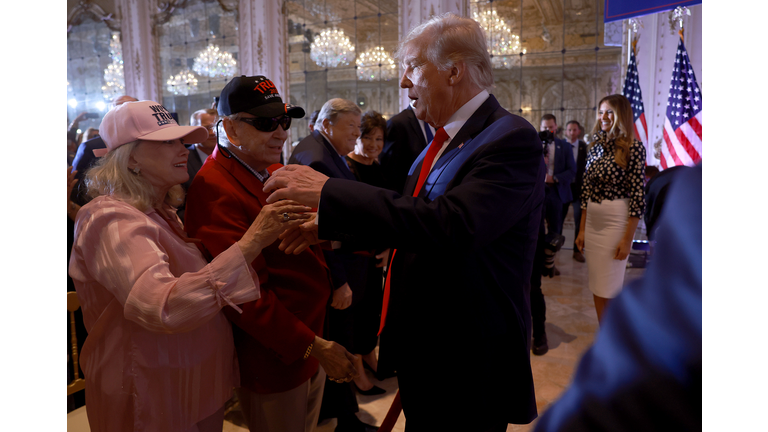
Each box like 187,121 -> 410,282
218,75 -> 305,119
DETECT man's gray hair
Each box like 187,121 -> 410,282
190,108 -> 218,126
316,98 -> 362,126
395,13 -> 494,92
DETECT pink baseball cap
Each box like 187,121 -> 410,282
94,100 -> 209,157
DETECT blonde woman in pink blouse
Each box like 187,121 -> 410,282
69,101 -> 311,432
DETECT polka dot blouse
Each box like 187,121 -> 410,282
580,130 -> 646,218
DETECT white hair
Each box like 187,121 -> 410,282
190,108 -> 218,126
396,13 -> 494,92
316,98 -> 362,126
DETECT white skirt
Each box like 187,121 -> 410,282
584,198 -> 630,298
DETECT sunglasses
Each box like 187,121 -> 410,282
239,115 -> 292,132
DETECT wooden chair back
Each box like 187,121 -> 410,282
67,291 -> 85,396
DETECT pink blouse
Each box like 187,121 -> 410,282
69,195 -> 260,431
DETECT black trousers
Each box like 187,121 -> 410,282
544,184 -> 564,235
530,212 -> 547,339
318,306 -> 359,421
353,261 -> 383,355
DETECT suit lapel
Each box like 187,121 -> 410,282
189,147 -> 204,173
441,95 -> 501,158
405,107 -> 427,148
403,95 -> 501,197
315,131 -> 356,181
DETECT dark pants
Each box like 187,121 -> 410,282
544,184 -> 564,235
353,262 -> 383,355
530,212 -> 547,339
564,198 -> 583,249
318,307 -> 358,421
396,335 -> 530,431
319,255 -> 371,423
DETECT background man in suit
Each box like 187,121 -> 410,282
308,110 -> 320,133
185,75 -> 358,432
289,99 -> 378,432
563,120 -> 588,262
378,106 -> 434,194
178,108 -> 218,221
540,114 -> 576,238
266,13 -> 543,431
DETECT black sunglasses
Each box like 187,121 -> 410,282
239,115 -> 292,132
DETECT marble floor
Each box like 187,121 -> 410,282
223,246 -> 646,432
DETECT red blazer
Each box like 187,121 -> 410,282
185,145 -> 332,394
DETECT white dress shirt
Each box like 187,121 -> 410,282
427,90 -> 490,171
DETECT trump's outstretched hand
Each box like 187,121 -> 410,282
263,165 -> 329,207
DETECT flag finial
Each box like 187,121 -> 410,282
669,6 -> 691,42
628,18 -> 643,54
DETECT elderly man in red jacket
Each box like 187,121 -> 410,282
185,75 -> 358,432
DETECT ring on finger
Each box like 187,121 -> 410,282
281,212 -> 290,222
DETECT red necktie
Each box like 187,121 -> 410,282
378,127 -> 448,335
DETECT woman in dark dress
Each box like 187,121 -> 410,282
345,111 -> 392,388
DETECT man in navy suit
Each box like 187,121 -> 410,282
540,114 -> 576,237
267,13 -> 542,431
563,120 -> 588,262
379,106 -> 433,194
289,99 -> 378,432
178,108 -> 218,221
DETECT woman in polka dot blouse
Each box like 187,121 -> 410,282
575,94 -> 646,323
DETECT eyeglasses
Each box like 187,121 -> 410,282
238,115 -> 292,132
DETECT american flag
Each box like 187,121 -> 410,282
661,37 -> 702,169
622,47 -> 648,159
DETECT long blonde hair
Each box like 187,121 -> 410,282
591,94 -> 634,170
85,141 -> 184,212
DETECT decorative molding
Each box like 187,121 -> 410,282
153,0 -> 190,28
135,49 -> 142,84
118,0 -> 161,101
67,0 -> 121,33
257,29 -> 264,71
218,0 -> 238,13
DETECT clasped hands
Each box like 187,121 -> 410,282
261,165 -> 331,255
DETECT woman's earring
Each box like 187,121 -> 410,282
132,167 -> 141,175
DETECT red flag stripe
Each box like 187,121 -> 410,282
674,126 -> 702,165
679,120 -> 702,160
662,126 -> 684,167
639,113 -> 648,140
688,114 -> 702,138
663,118 -> 697,166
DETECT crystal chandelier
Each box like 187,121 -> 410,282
102,33 -> 125,99
310,28 -> 355,68
166,69 -> 199,96
356,46 -> 397,81
192,44 -> 238,78
472,9 -> 524,69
